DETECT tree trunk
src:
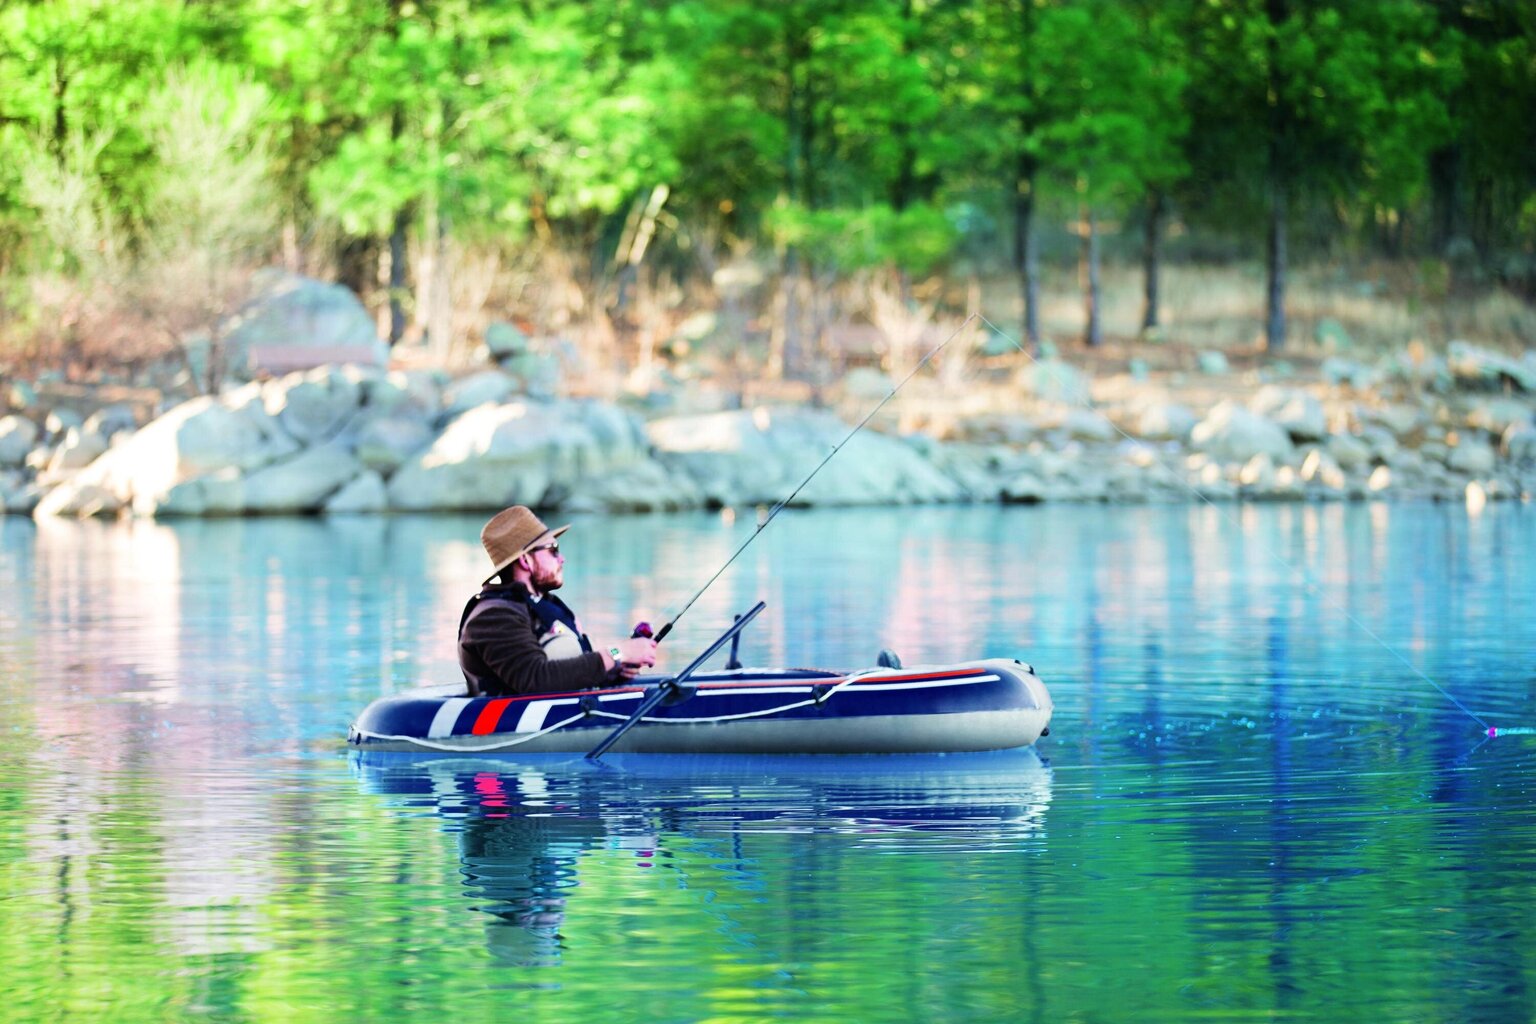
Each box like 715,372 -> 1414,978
1141,190 -> 1164,333
388,206 -> 410,346
1082,206 -> 1102,348
1264,0 -> 1289,353
1014,167 -> 1040,352
1013,0 -> 1041,352
1266,183 -> 1288,352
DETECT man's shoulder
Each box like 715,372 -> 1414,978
463,593 -> 534,630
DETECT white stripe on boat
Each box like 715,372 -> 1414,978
427,698 -> 472,738
848,674 -> 998,692
514,697 -> 579,733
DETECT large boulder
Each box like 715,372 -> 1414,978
240,442 -> 365,513
1190,401 -> 1295,462
385,400 -> 649,511
261,366 -> 364,444
45,427 -> 108,473
444,371 -> 517,416
324,470 -> 389,513
223,270 -> 386,375
354,416 -> 435,474
648,408 -> 964,507
0,415 -> 39,467
34,396 -> 295,517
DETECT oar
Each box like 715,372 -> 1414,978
586,601 -> 766,762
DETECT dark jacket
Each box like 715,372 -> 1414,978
458,585 -> 609,696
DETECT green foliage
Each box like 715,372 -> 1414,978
0,0 -> 1532,359
766,202 -> 957,274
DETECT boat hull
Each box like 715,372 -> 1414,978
348,659 -> 1052,755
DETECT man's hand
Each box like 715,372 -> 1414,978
608,636 -> 658,680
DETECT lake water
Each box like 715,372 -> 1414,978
1,503 -> 1533,1023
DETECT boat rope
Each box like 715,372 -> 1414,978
974,313 -> 1502,736
582,672 -> 876,726
355,672 -> 880,749
653,316 -> 985,642
351,713 -> 582,752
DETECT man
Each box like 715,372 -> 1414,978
458,506 -> 658,696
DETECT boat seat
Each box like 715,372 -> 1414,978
876,648 -> 902,669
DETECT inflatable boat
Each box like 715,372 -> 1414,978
348,659 -> 1053,755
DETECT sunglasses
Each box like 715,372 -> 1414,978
529,542 -> 561,558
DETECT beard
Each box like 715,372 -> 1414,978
529,563 -> 563,592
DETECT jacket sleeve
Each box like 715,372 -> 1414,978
461,601 -> 609,695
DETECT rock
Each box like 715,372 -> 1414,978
484,321 -> 529,360
1061,409 -> 1116,443
1447,340 -> 1536,392
1001,471 -> 1049,503
262,366 -> 363,444
1360,403 -> 1425,439
6,380 -> 38,411
1018,360 -> 1090,403
1300,449 -> 1347,492
1325,432 -> 1372,470
238,443 -> 365,513
501,352 -> 563,399
354,417 -> 434,474
324,469 -> 389,513
1315,318 -> 1353,351
46,427 -> 108,473
223,269 -> 386,375
648,408 -> 964,507
24,444 -> 52,473
952,414 -> 1037,445
1504,422 -> 1536,463
1446,437 -> 1496,475
1197,351 -> 1230,375
444,370 -> 517,416
44,409 -> 84,437
1250,386 -> 1327,442
34,480 -> 123,517
1465,398 -> 1533,436
33,396 -> 293,517
564,458 -> 701,513
1368,465 -> 1393,493
1190,401 -> 1295,462
387,400 -> 648,512
1321,357 -> 1378,389
83,404 -> 141,440
158,468 -> 246,517
367,370 -> 443,421
0,416 -> 39,466
4,479 -> 43,514
841,367 -> 896,402
1134,403 -> 1197,442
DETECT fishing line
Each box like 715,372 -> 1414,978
974,313 -> 1514,737
650,314 -> 984,642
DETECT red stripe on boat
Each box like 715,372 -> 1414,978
471,698 -> 513,735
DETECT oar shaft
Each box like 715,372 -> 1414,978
586,602 -> 766,761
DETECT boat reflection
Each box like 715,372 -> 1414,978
353,750 -> 1054,965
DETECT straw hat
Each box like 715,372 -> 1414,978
480,506 -> 569,584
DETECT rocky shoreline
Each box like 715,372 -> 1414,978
3,345 -> 1533,518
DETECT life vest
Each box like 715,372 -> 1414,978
458,583 -> 594,660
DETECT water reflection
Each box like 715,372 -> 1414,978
354,750 -> 1054,965
4,505 -> 1535,1022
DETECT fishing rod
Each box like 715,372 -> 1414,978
637,313 -> 983,644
